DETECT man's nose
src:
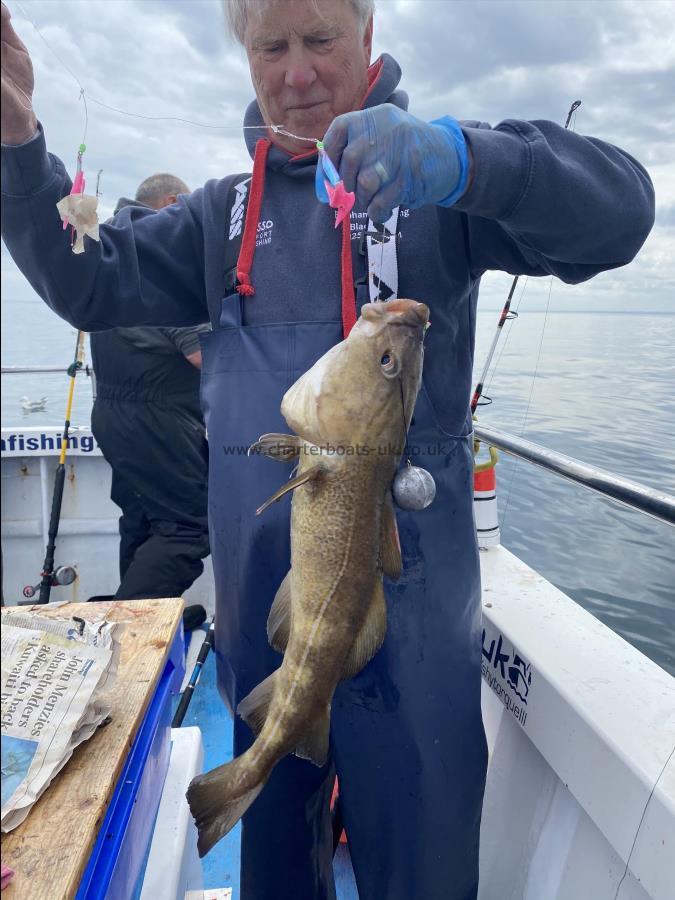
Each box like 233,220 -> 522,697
284,50 -> 317,91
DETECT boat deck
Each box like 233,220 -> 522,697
178,626 -> 359,899
175,542 -> 675,900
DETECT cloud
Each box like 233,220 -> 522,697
656,204 -> 675,229
2,0 -> 674,312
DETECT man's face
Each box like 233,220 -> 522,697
245,0 -> 373,153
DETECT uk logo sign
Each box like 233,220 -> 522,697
481,629 -> 533,726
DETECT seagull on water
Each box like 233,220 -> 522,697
20,396 -> 48,413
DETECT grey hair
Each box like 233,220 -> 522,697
223,0 -> 375,45
135,173 -> 190,207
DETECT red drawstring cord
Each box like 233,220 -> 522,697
340,217 -> 357,337
235,137 -> 357,336
236,139 -> 270,296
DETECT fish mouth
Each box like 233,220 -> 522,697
361,299 -> 430,329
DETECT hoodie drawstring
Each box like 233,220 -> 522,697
235,139 -> 358,335
236,139 -> 270,297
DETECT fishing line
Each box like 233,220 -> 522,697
14,0 -> 85,93
272,127 -> 320,144
0,64 -> 33,112
12,1 -> 318,142
480,275 -> 529,408
399,377 -> 410,461
498,100 -> 581,528
79,88 -> 88,147
611,741 -> 675,900
377,229 -> 386,301
472,98 -> 581,416
392,335 -> 436,511
499,275 -> 554,528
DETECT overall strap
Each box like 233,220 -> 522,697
216,142 -> 360,338
340,218 -> 357,337
212,170 -> 252,328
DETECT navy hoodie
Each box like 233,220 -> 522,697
1,54 -> 654,436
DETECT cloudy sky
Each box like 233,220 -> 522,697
2,0 -> 674,312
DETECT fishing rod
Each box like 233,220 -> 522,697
470,275 -> 519,414
22,331 -> 86,604
172,620 -> 216,727
470,99 -> 582,416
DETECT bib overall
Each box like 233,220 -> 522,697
200,142 -> 486,900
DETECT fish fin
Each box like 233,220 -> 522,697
249,433 -> 303,462
256,465 -> 323,516
294,705 -> 331,767
187,755 -> 265,857
381,493 -> 402,581
341,580 -> 387,680
237,671 -> 278,736
267,570 -> 292,653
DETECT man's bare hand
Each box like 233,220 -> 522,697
1,2 -> 38,144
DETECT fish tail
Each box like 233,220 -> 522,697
186,752 -> 265,857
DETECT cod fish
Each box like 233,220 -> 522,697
187,299 -> 430,856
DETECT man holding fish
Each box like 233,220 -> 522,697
1,0 -> 654,897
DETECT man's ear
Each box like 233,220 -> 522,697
363,15 -> 373,64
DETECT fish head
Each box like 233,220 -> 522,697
282,299 -> 429,453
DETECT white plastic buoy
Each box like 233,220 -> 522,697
393,464 -> 436,511
474,465 -> 500,548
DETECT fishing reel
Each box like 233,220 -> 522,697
21,566 -> 78,602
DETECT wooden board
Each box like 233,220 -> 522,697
1,598 -> 183,900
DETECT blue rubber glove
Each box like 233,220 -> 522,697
322,104 -> 469,223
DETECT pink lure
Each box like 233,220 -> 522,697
316,145 -> 355,228
326,180 -> 355,227
63,154 -> 86,230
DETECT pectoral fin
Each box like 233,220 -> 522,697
341,580 -> 387,680
267,570 -> 292,653
294,705 -> 331,767
380,493 -> 402,581
237,671 -> 278,736
255,465 -> 323,516
249,433 -> 304,462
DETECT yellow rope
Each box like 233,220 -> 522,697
474,445 -> 498,473
472,416 -> 498,473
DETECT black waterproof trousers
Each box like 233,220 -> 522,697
91,395 -> 210,600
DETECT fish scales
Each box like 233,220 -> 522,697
250,455 -> 384,764
187,299 -> 430,857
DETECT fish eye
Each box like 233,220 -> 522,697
380,351 -> 400,378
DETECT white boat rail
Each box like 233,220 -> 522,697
474,422 -> 675,526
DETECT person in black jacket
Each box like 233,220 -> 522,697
90,175 -> 210,630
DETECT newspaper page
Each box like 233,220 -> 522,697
1,613 -> 122,832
